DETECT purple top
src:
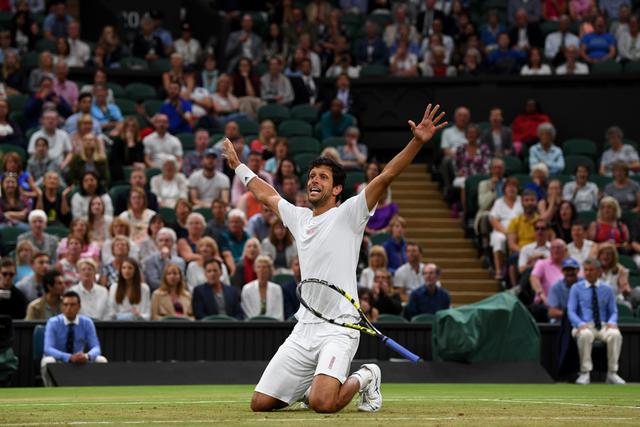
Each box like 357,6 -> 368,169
367,202 -> 399,231
454,143 -> 490,177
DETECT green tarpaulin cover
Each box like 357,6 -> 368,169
433,292 -> 540,363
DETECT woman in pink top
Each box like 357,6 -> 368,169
56,218 -> 101,261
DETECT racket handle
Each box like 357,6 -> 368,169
384,337 -> 422,363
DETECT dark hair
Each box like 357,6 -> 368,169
204,258 -> 223,269
116,257 -> 142,305
275,157 -> 299,184
308,157 -> 346,201
554,200 -> 577,224
406,241 -> 423,254
575,163 -> 591,175
62,290 -> 81,304
571,220 -> 586,230
522,188 -> 537,199
42,269 -> 62,293
79,171 -> 105,196
0,257 -> 15,268
77,92 -> 92,103
147,213 -> 165,237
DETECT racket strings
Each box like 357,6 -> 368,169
298,280 -> 360,323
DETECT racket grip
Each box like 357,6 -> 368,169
384,337 -> 422,363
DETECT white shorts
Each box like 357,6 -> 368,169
254,321 -> 360,405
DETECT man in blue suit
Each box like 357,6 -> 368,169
192,259 -> 244,320
354,21 -> 389,66
41,290 -> 107,386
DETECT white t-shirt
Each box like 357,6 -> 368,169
568,239 -> 595,265
278,190 -> 373,324
143,131 -> 183,167
489,196 -> 523,229
440,126 -> 467,153
518,241 -> 551,269
28,128 -> 72,163
188,170 -> 230,205
394,262 -> 424,293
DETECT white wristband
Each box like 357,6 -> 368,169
235,164 -> 257,187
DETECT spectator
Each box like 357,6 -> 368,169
325,51 -> 361,79
508,0 -> 542,24
70,171 -> 113,220
265,20 -> 289,59
79,69 -> 115,104
521,47 -> 552,75
34,171 -> 70,226
543,0 -> 569,20
563,164 -> 599,213
580,15 -> 616,64
108,118 -> 145,183
518,219 -> 551,274
325,74 -> 363,123
487,33 -> 526,75
600,127 -> 640,176
100,219 -> 139,268
0,100 -> 22,148
366,190 -> 399,234
371,268 -> 403,315
394,242 -> 425,301
0,173 -> 31,230
137,214 -> 165,262
69,258 -> 108,321
230,237 -> 260,288
511,99 -> 551,154
320,99 -> 354,140
358,288 -> 379,322
551,200 -> 578,243
17,210 -> 58,261
69,113 -> 107,159
143,114 -> 184,169
261,218 -> 297,272
56,218 -> 100,262
2,151 -> 36,198
538,178 -> 562,222
599,0 -> 630,20
544,15 -> 580,64
14,239 -> 34,286
181,128 -> 210,177
337,127 -> 368,170
151,262 -> 193,320
230,57 -> 262,121
240,255 -> 284,320
509,8 -> 544,52
10,11 -> 38,55
192,258 -> 243,320
588,196 -> 630,250
453,124 -> 490,209
64,93 -> 101,138
150,9 -> 173,55
273,158 -> 299,196
390,40 -> 419,77
66,21 -> 90,67
173,22 -> 201,67
403,263 -> 450,319
568,257 -> 625,385
231,151 -> 273,206
42,1 -> 72,39
260,57 -> 294,106
68,134 -> 109,188
150,156 -> 189,209
204,199 -> 228,246
211,73 -> 246,126
547,257 -> 581,322
160,80 -> 195,135
87,195 -> 112,246
25,269 -> 63,320
440,106 -> 470,159
132,15 -> 164,62
187,148 -> 230,208
481,108 -> 513,157
52,61 -> 77,110
354,21 -> 389,65
27,139 -> 60,187
108,257 -> 151,320
420,45 -> 456,77
176,212 -> 207,264
186,237 -> 230,292
477,158 -> 506,222
480,10 -> 507,52
170,198 -> 192,240
358,245 -> 387,290
0,258 -> 27,319
41,290 -> 107,387
290,58 -> 319,106
263,137 -> 287,175
225,14 -> 264,72
162,53 -> 195,101
507,189 -> 540,281
568,221 -> 597,264
114,169 -> 159,216
90,84 -> 123,137
383,215 -> 408,273
142,228 -> 186,292
16,252 -> 49,302
529,238 -> 567,320
1,51 -> 26,94
597,242 -> 638,308
25,76 -> 72,129
118,188 -> 156,245
28,52 -> 56,95
489,178 -> 523,279
618,15 -> 640,61
604,161 -> 640,212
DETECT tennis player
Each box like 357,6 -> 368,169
222,103 -> 447,413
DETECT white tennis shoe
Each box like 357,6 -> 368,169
357,363 -> 382,412
575,372 -> 590,385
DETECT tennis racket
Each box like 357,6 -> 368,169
296,278 -> 422,363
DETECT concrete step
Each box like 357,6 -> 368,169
407,238 -> 474,249
403,217 -> 461,227
426,258 -> 484,268
393,200 -> 448,209
395,207 -> 452,216
449,291 -> 496,304
422,248 -> 478,258
407,227 -> 465,238
440,280 -> 499,292
440,268 -> 493,280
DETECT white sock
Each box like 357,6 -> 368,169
351,368 -> 373,392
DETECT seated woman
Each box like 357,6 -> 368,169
56,235 -> 82,288
538,179 -> 562,223
177,212 -> 207,264
69,114 -> 107,155
562,164 -> 599,213
150,156 -> 188,209
240,255 -> 284,320
101,217 -> 140,266
365,190 -> 398,234
338,127 -> 368,171
14,239 -> 34,284
597,242 -> 638,309
604,161 -> 640,213
489,177 -> 522,279
0,172 -> 31,230
186,236 -> 230,292
588,196 -> 631,252
231,238 -> 261,288
525,162 -> 549,201
56,218 -> 101,262
452,124 -> 490,210
35,171 -> 70,226
171,198 -> 192,240
88,195 -> 112,246
162,52 -> 195,99
250,119 -> 276,154
70,171 -> 114,220
108,117 -> 145,183
232,57 -> 263,120
358,245 -> 389,290
357,161 -> 392,204
137,214 -> 166,262
68,133 -> 110,188
260,218 -> 297,274
551,200 -> 577,243
211,73 -> 247,125
107,257 -> 151,320
2,151 -> 37,199
118,188 -> 156,245
151,263 -> 194,320
100,236 -> 133,288
272,158 -> 298,195
264,138 -> 288,174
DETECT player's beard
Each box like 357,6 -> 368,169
308,188 -> 333,209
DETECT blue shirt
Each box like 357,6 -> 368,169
220,230 -> 250,263
44,314 -> 102,362
528,143 -> 565,175
480,24 -> 506,48
43,14 -> 73,38
159,100 -> 193,134
567,280 -> 618,328
64,112 -> 102,135
581,32 -> 616,60
383,237 -> 407,273
91,103 -> 123,125
548,279 -> 574,311
403,285 -> 450,320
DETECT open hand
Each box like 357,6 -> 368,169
408,103 -> 448,145
221,138 -> 240,169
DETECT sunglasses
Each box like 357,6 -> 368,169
1,272 -> 15,277
535,227 -> 547,231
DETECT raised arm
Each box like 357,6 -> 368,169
365,104 -> 447,210
221,138 -> 282,214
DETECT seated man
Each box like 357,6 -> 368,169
24,76 -> 73,130
403,263 -> 450,320
16,252 -> 51,302
159,80 -> 195,134
26,269 -> 64,320
568,258 -> 625,385
70,259 -> 109,321
528,238 -> 567,321
0,258 -> 28,319
114,168 -> 159,215
393,242 -> 425,302
319,99 -> 354,140
142,228 -> 186,292
27,110 -> 73,170
91,84 -> 124,137
548,258 -> 581,323
192,259 -> 243,320
41,290 -> 108,387
188,148 -> 230,208
518,219 -> 551,275
507,189 -> 539,284
143,114 -> 184,169
17,210 -> 59,262
64,93 -> 102,136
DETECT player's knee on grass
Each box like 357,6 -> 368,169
250,392 -> 287,412
308,376 -> 341,413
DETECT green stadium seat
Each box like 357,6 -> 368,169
143,99 -> 164,116
278,120 -> 312,137
293,153 -> 317,169
465,174 -> 489,220
290,104 -> 319,124
321,137 -> 347,150
562,138 -> 598,159
194,207 -> 212,221
9,111 -> 27,131
158,207 -> 176,223
375,314 -> 408,323
177,133 -> 196,151
590,175 -> 612,191
503,155 -> 524,175
257,104 -> 290,124
236,118 -> 260,135
577,210 -> 596,225
621,211 -> 640,230
255,62 -> 268,76
563,155 -> 595,175
630,275 -> 640,289
623,61 -> 640,73
21,51 -> 39,70
108,184 -> 131,202
115,98 -> 137,116
7,94 -> 28,111
0,227 -> 23,252
555,174 -> 573,186
411,313 -> 435,323
35,38 -> 56,52
125,83 -> 157,102
32,325 -> 45,361
623,139 -> 640,150
370,232 -> 390,245
313,122 -> 323,140
342,171 -> 365,199
0,144 -> 27,165
617,303 -> 634,319
45,225 -> 70,239
618,255 -> 638,276
201,314 -> 238,321
288,136 -> 320,155
106,82 -> 126,98
146,167 -> 162,181
272,274 -> 294,285
161,316 -> 191,321
591,60 -> 622,74
360,64 -> 389,77
149,58 -> 172,73
540,20 -> 560,36
121,57 -> 150,71
248,315 -> 279,321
